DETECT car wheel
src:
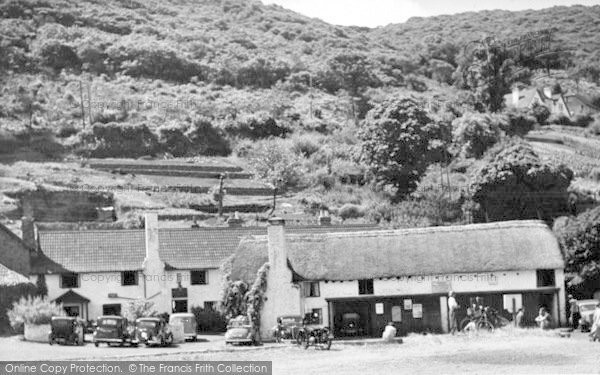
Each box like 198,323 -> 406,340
303,336 -> 310,349
166,333 -> 173,346
49,337 -> 54,346
94,341 -> 99,347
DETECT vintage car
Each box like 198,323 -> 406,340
169,313 -> 197,341
225,315 -> 257,345
297,312 -> 332,350
93,316 -> 138,347
272,315 -> 303,342
340,312 -> 363,336
135,317 -> 173,347
577,299 -> 600,332
48,316 -> 85,346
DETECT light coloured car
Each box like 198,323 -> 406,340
225,315 -> 257,345
577,299 -> 599,332
169,313 -> 197,341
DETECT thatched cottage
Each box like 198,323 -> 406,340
231,218 -> 566,338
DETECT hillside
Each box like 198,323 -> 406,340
1,0 -> 600,228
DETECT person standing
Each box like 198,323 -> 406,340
448,291 -> 459,334
568,295 -> 580,330
590,302 -> 600,342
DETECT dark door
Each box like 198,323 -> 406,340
64,306 -> 80,317
173,300 -> 188,313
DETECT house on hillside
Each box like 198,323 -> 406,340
231,218 -> 567,338
26,214 -> 378,320
504,85 -> 599,118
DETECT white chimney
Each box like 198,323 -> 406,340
267,217 -> 286,273
512,86 -> 520,106
144,212 -> 160,261
543,87 -> 552,98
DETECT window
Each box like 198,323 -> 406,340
204,301 -> 216,310
304,282 -> 320,297
358,279 -> 374,295
191,270 -> 207,285
536,269 -> 555,287
311,308 -> 323,324
121,271 -> 138,286
102,304 -> 121,316
172,300 -> 188,313
60,273 -> 79,288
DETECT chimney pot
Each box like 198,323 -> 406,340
21,216 -> 37,250
268,216 -> 285,226
227,211 -> 244,228
512,86 -> 520,106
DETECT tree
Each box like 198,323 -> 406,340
220,280 -> 248,320
123,300 -> 158,321
325,53 -> 380,97
457,38 -> 524,112
359,97 -> 450,198
35,274 -> 48,297
452,112 -> 502,158
553,208 -> 600,295
501,108 -> 537,137
247,139 -> 302,192
467,140 -> 573,223
529,102 -> 551,125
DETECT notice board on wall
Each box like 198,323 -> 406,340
412,304 -> 423,319
391,306 -> 402,322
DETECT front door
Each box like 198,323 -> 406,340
64,305 -> 80,317
173,300 -> 188,313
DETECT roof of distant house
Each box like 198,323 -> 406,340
231,220 -> 564,283
0,263 -> 32,286
31,224 -> 380,274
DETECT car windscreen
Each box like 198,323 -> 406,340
579,304 -> 596,312
137,321 -> 158,329
99,319 -> 118,326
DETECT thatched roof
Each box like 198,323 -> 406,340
0,263 -> 32,287
231,220 -> 564,283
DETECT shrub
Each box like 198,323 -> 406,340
35,40 -> 81,71
290,133 -> 322,157
548,114 -> 572,126
529,103 -> 550,125
186,117 -> 231,156
157,123 -> 191,157
77,122 -> 160,158
338,203 -> 365,220
223,112 -> 290,140
452,112 -> 501,158
190,306 -> 227,333
7,296 -> 65,332
502,108 -> 536,136
572,114 -> 594,128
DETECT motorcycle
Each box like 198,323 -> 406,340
296,313 -> 333,350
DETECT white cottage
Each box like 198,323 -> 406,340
231,218 -> 566,338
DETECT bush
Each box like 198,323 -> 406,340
190,306 -> 227,333
548,114 -> 572,126
7,296 -> 65,332
502,108 -> 536,136
452,112 -> 501,158
223,112 -> 290,140
529,103 -> 550,125
338,203 -> 365,220
77,122 -> 160,158
572,114 -> 594,128
157,123 -> 191,157
186,117 -> 231,156
0,129 -> 20,154
587,118 -> 600,136
35,40 -> 81,71
290,133 -> 322,157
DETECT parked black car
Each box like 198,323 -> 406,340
48,316 -> 85,346
297,312 -> 332,350
93,316 -> 138,347
340,312 -> 364,336
135,317 -> 173,347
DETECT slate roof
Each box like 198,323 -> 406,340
231,220 -> 565,283
32,225 -> 379,274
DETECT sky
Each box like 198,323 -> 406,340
261,0 -> 600,27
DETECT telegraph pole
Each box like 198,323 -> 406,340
218,173 -> 225,218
